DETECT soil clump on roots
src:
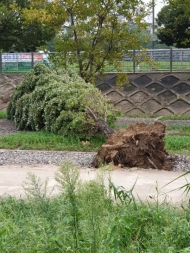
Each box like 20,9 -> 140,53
93,122 -> 174,170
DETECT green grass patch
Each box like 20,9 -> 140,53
0,131 -> 106,151
0,163 -> 190,253
0,111 -> 6,119
166,126 -> 190,136
164,126 -> 190,155
165,135 -> 190,155
161,115 -> 190,121
0,126 -> 190,155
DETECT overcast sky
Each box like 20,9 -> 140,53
144,0 -> 165,22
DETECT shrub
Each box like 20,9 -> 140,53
7,64 -> 116,138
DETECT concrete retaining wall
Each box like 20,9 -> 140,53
97,72 -> 190,116
0,74 -> 24,111
1,72 -> 190,115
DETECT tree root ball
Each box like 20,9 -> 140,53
93,122 -> 175,170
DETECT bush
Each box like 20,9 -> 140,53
7,64 -> 116,138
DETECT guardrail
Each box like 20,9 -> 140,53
0,49 -> 190,73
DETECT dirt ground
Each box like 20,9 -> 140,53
0,164 -> 190,205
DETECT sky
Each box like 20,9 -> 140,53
144,0 -> 165,22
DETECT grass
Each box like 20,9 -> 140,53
0,111 -> 6,119
0,162 -> 190,253
0,112 -> 190,154
0,131 -> 106,152
0,125 -> 190,156
166,126 -> 190,136
164,126 -> 190,155
165,136 -> 190,155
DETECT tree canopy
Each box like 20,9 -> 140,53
156,0 -> 190,48
0,0 -> 59,52
21,0 -> 150,82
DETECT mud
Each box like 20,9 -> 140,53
0,164 -> 190,204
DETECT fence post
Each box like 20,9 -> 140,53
0,53 -> 2,73
170,48 -> 172,72
133,49 -> 136,73
31,52 -> 34,69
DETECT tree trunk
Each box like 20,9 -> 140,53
87,107 -> 114,137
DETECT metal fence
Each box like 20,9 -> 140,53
0,49 -> 190,73
0,52 -> 50,73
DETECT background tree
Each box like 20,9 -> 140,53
156,0 -> 190,48
22,0 -> 150,82
0,0 -> 60,52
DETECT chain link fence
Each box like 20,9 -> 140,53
0,49 -> 190,73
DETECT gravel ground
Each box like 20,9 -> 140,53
115,117 -> 190,126
0,118 -> 190,172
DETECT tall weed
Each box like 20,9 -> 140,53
0,162 -> 190,252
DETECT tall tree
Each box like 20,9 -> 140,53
22,0 -> 150,82
0,0 -> 60,52
156,0 -> 190,48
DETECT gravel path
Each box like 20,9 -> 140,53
116,117 -> 190,126
0,118 -> 190,172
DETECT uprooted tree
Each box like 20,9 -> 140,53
93,122 -> 174,170
7,64 -> 174,170
7,64 -> 117,138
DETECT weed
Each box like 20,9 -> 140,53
0,111 -> 6,119
0,162 -> 190,252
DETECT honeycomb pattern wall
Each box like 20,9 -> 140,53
0,74 -> 24,111
96,72 -> 190,116
0,72 -> 190,115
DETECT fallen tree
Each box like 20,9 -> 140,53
7,64 -> 117,139
93,122 -> 174,170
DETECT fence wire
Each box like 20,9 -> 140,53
0,49 -> 190,73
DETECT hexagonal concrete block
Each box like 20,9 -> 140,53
97,83 -> 111,92
107,75 -> 117,87
183,110 -> 190,116
169,100 -> 190,114
186,93 -> 190,100
158,91 -> 177,104
133,75 -> 152,87
123,83 -> 137,94
106,91 -> 122,103
154,108 -> 174,116
172,83 -> 190,94
125,108 -> 145,115
141,99 -> 161,113
130,91 -> 149,103
114,100 -> 133,113
146,82 -> 164,94
160,75 -> 179,88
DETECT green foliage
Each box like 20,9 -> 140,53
156,1 -> 190,48
1,162 -> 190,252
21,0 -> 150,82
7,64 -> 116,138
0,0 -> 57,52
